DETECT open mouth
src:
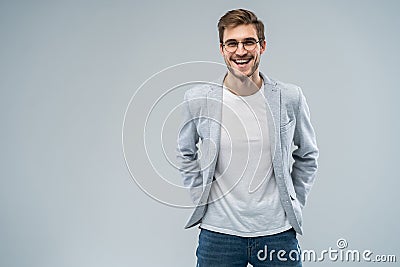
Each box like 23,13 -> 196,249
232,58 -> 252,68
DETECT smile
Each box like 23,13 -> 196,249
232,58 -> 252,65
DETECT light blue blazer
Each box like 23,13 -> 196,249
176,72 -> 319,235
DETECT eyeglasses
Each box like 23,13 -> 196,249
222,38 -> 263,53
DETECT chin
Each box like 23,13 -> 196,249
232,64 -> 254,76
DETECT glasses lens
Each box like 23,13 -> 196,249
243,40 -> 257,51
225,41 -> 238,53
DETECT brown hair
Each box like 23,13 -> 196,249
217,9 -> 265,43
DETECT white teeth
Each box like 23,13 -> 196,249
234,59 -> 251,64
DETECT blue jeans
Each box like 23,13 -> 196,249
196,228 -> 302,267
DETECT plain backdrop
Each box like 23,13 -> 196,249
1,0 -> 399,266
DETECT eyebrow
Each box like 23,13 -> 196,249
224,37 -> 258,43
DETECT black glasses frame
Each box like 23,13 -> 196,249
221,39 -> 264,53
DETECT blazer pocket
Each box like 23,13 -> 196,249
280,119 -> 295,133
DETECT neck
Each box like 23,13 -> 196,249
223,70 -> 263,96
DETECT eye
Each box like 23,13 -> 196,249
225,41 -> 238,47
244,40 -> 257,45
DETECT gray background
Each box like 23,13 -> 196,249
1,0 -> 399,266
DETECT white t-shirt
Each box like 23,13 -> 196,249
200,84 -> 291,237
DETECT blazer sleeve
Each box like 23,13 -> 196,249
291,88 -> 319,209
176,92 -> 203,204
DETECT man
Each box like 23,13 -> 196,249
177,9 -> 318,266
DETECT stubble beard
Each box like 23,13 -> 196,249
225,56 -> 260,83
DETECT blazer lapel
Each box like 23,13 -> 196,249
261,73 -> 280,162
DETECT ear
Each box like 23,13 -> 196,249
219,43 -> 225,56
260,39 -> 267,55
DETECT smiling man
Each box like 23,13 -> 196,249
177,9 -> 319,266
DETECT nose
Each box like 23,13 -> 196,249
235,42 -> 247,56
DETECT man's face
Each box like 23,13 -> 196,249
220,24 -> 266,78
